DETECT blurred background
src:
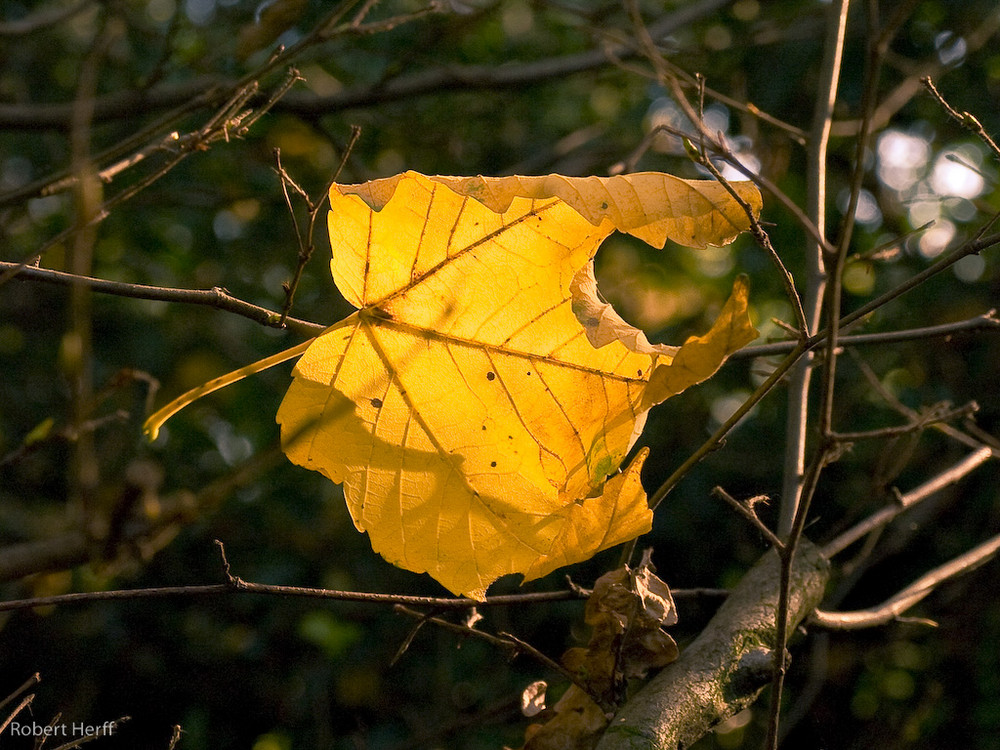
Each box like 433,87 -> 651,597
2,1 -> 1000,747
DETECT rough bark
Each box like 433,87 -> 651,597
596,540 -> 829,750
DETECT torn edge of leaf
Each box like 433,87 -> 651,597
570,261 -> 678,356
522,448 -> 653,583
641,274 -> 758,410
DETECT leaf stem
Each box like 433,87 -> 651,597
143,339 -> 314,441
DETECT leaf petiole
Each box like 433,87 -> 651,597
143,337 -> 315,441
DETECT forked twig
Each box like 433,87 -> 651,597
711,487 -> 784,550
813,533 -> 1000,629
277,124 -> 362,325
823,446 -> 995,558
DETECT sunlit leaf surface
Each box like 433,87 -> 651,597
276,171 -> 760,598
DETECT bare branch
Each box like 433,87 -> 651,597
0,694 -> 34,737
711,487 -> 785,551
277,124 -> 362,326
49,717 -> 130,750
779,0 -> 850,536
0,673 -> 40,713
922,76 -> 1000,160
0,551 -> 589,613
823,446 -> 996,558
813,533 -> 1000,629
0,578 -> 591,614
831,401 -> 979,442
684,142 -> 809,337
727,311 -> 1000,360
0,261 -> 325,336
768,2 -> 853,744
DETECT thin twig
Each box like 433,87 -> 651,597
277,124 -> 362,326
619,120 -> 833,255
166,725 -> 183,750
711,487 -> 785,550
48,717 -> 131,750
831,401 -> 979,442
727,311 -> 1000,360
767,2 -> 852,745
823,446 -> 995,558
836,230 -> 1000,333
0,569 -> 589,615
813,533 -> 1000,629
819,0 -> 889,438
922,76 -> 1000,160
0,262 -> 325,336
0,694 -> 34,736
0,673 -> 40,713
778,0 -> 850,537
689,148 -> 808,336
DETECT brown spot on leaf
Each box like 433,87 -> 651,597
370,398 -> 383,408
486,371 -> 496,381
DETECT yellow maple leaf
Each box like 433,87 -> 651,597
275,171 -> 760,599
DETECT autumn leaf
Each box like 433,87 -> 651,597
275,171 -> 760,599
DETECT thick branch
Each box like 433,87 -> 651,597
596,540 -> 829,750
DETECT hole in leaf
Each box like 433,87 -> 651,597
594,234 -> 735,345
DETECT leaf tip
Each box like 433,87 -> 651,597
142,416 -> 162,443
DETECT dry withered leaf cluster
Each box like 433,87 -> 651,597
519,554 -> 678,750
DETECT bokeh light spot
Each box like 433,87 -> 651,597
930,148 -> 985,199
